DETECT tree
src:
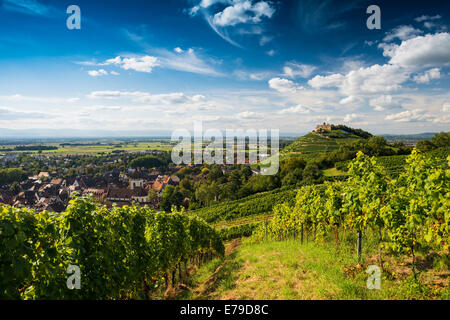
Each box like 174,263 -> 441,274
160,186 -> 184,212
416,140 -> 435,153
0,168 -> 27,185
148,189 -> 158,202
240,165 -> 253,181
431,132 -> 450,148
10,181 -> 21,195
207,165 -> 224,182
281,168 -> 303,187
179,177 -> 194,198
229,171 -> 242,196
129,156 -> 163,169
302,162 -> 322,183
281,157 -> 307,173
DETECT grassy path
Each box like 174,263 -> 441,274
176,239 -> 449,300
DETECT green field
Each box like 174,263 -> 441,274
0,141 -> 175,156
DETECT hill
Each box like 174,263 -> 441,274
281,124 -> 371,159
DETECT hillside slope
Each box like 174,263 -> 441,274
281,126 -> 369,159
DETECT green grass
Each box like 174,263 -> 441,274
179,237 -> 449,300
322,167 -> 347,177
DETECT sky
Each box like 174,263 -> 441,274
0,0 -> 449,136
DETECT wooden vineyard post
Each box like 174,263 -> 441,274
357,231 -> 362,264
265,219 -> 268,242
301,224 -> 304,245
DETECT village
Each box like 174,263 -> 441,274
0,146 -> 267,213
0,150 -> 187,212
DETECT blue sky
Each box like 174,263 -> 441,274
0,0 -> 449,136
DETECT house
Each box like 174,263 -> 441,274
13,191 -> 39,207
37,184 -> 58,198
35,196 -> 66,213
51,178 -> 65,186
72,176 -> 96,191
152,180 -> 166,194
38,172 -> 50,180
83,188 -> 107,201
106,187 -> 149,205
3,154 -> 18,163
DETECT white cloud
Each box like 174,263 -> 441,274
385,109 -> 434,122
100,55 -> 159,73
0,107 -> 50,120
268,77 -> 303,93
192,94 -> 206,102
383,25 -> 423,42
88,49 -> 222,76
424,22 -> 436,29
412,68 -> 441,83
443,103 -> 450,113
380,33 -> 450,67
135,92 -> 189,105
236,111 -> 261,119
86,90 -> 211,107
87,91 -> 149,99
339,95 -> 358,105
277,105 -> 311,115
200,0 -> 230,8
121,56 -> 159,73
415,15 -> 441,22
213,1 -> 275,27
0,94 -> 79,104
88,69 -> 108,77
343,113 -> 362,123
156,48 -> 223,76
283,62 -> 317,79
308,64 -> 409,97
369,95 -> 403,111
308,73 -> 344,89
266,49 -> 275,56
260,35 -> 273,46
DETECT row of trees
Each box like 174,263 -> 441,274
0,168 -> 28,186
162,158 -> 323,211
255,150 -> 449,270
0,196 -> 224,299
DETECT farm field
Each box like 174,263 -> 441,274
0,140 -> 175,156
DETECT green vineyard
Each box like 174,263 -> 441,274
190,188 -> 297,224
252,151 -> 449,268
0,197 -> 224,299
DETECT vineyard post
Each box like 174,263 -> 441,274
378,227 -> 383,269
335,224 -> 339,249
301,224 -> 304,245
357,231 -> 362,264
265,219 -> 268,241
